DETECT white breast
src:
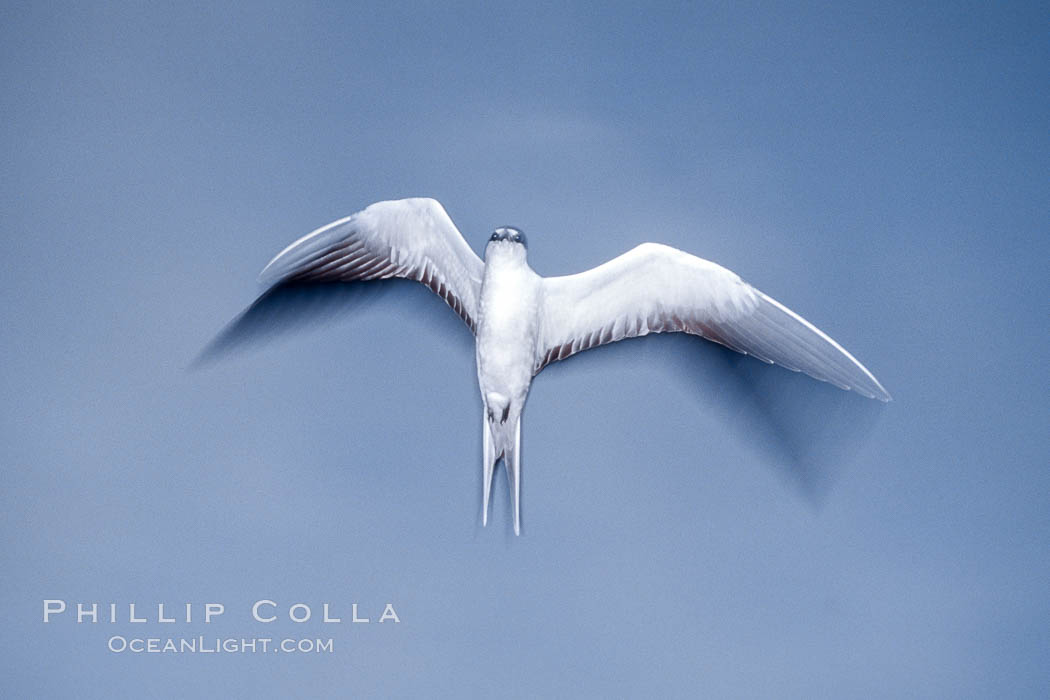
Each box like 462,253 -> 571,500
475,248 -> 542,402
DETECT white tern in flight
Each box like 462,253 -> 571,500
258,198 -> 890,534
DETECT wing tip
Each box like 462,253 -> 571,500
257,213 -> 360,286
257,257 -> 284,286
853,380 -> 892,402
872,385 -> 893,403
258,254 -> 299,287
855,369 -> 892,403
756,291 -> 892,403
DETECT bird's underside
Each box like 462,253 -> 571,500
257,197 -> 890,534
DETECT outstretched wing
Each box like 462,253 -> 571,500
536,242 -> 890,401
259,198 -> 485,332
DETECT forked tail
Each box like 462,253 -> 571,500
481,413 -> 522,535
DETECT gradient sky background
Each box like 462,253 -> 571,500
2,2 -> 1047,698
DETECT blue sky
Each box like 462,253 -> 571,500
2,2 -> 1047,697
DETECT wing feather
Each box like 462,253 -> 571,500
537,242 -> 890,401
259,198 -> 484,332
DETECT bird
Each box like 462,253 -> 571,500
257,197 -> 890,534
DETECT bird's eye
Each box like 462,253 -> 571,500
490,232 -> 499,241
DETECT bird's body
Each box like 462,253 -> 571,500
476,236 -> 540,420
475,234 -> 542,529
256,197 -> 890,534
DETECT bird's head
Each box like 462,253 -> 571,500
485,226 -> 528,262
